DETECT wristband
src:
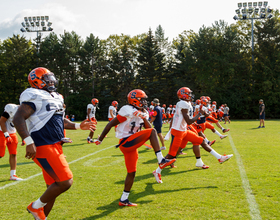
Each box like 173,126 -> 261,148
75,123 -> 81,129
24,136 -> 34,145
4,132 -> 9,138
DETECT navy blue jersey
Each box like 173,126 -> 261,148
152,106 -> 162,127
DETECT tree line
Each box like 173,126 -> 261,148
0,11 -> 280,120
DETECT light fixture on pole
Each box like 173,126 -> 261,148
233,2 -> 273,72
20,16 -> 54,65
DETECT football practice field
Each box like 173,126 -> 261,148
0,120 -> 279,220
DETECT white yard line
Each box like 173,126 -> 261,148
0,145 -> 115,190
227,131 -> 262,220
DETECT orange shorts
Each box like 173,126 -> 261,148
162,114 -> 166,120
187,124 -> 198,135
198,122 -> 215,133
206,116 -> 218,123
171,114 -> 174,118
33,142 -> 73,185
218,112 -> 224,118
118,128 -> 153,173
169,129 -> 203,157
211,112 -> 217,119
0,132 -> 18,157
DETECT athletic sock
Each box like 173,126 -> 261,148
32,198 -> 47,209
10,170 -> 16,176
156,167 -> 162,174
204,137 -> 209,143
214,130 -> 223,137
210,149 -> 222,159
120,190 -> 130,201
155,151 -> 164,163
196,157 -> 204,166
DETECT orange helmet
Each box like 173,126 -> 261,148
173,105 -> 176,108
28,67 -> 57,92
169,104 -> 172,108
91,98 -> 99,105
200,96 -> 205,100
162,104 -> 166,108
212,101 -> 217,105
112,101 -> 118,107
201,98 -> 208,106
206,96 -> 211,101
177,87 -> 193,101
127,89 -> 148,109
196,99 -> 201,105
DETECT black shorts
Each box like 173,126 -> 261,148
154,126 -> 162,134
259,113 -> 265,120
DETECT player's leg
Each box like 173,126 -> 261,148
7,134 -> 22,180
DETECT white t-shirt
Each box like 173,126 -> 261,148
149,105 -> 154,111
115,105 -> 149,139
108,106 -> 117,119
166,107 -> 172,114
0,104 -> 18,134
19,88 -> 64,134
87,104 -> 96,118
171,100 -> 192,131
212,104 -> 217,112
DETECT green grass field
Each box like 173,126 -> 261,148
0,120 -> 280,220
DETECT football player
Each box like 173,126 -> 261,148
87,98 -> 99,143
160,87 -> 233,171
13,67 -> 96,220
94,89 -> 176,206
0,104 -> 24,181
108,101 -> 118,131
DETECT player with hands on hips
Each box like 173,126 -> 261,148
95,89 -> 176,206
87,98 -> 99,143
13,67 -> 96,220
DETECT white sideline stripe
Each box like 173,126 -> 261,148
0,145 -> 115,190
227,131 -> 262,220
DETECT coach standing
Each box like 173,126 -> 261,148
150,98 -> 166,150
258,99 -> 265,128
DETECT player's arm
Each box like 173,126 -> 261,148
13,103 -> 36,159
182,109 -> 203,125
98,117 -> 120,142
109,109 -> 114,118
63,118 -> 96,131
87,108 -> 91,120
0,115 -> 8,133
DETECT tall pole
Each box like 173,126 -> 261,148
251,18 -> 254,73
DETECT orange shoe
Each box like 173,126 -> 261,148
118,199 -> 137,207
10,175 -> 23,181
27,202 -> 46,220
159,158 -> 176,169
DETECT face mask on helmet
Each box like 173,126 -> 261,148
42,73 -> 58,92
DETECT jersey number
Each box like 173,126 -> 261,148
129,122 -> 144,134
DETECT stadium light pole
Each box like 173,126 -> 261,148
20,16 -> 54,65
233,2 -> 273,73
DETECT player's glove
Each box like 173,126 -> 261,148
4,132 -> 13,144
94,139 -> 102,145
21,140 -> 26,146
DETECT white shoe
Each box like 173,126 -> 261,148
61,137 -> 72,143
220,135 -> 227,139
153,170 -> 163,183
160,146 -> 166,150
10,175 -> 23,181
218,154 -> 233,164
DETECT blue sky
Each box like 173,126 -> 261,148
0,0 -> 279,42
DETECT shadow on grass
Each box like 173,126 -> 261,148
81,182 -> 217,220
114,168 -> 199,185
249,127 -> 263,130
0,161 -> 33,169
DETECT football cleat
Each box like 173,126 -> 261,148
61,137 -> 72,143
209,140 -> 216,146
223,128 -> 230,133
220,135 -> 227,140
153,170 -> 163,183
10,175 -> 23,181
87,138 -> 94,143
158,158 -> 176,169
160,146 -> 166,150
179,151 -> 187,155
196,164 -> 210,169
119,199 -> 137,207
170,162 -> 177,168
218,154 -> 233,164
27,202 -> 46,220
